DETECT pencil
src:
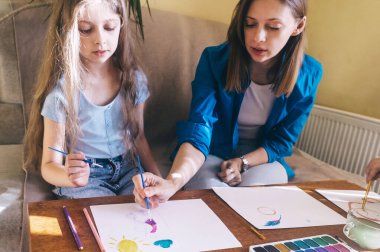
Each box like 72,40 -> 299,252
250,226 -> 266,240
48,146 -> 103,168
362,180 -> 373,210
63,206 -> 83,250
83,208 -> 105,252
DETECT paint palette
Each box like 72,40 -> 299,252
249,234 -> 357,252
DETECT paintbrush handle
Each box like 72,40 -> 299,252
250,226 -> 266,240
48,147 -> 103,168
362,180 -> 373,209
138,166 -> 150,210
48,146 -> 68,155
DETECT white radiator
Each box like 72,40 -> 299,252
296,105 -> 380,194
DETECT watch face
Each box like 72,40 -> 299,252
240,156 -> 249,173
242,159 -> 249,166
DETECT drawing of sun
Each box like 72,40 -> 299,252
109,235 -> 151,252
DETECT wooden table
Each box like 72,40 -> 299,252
28,180 -> 366,251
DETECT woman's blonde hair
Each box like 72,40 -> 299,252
225,0 -> 307,96
24,0 -> 141,171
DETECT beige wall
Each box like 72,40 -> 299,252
144,0 -> 238,24
307,0 -> 380,119
145,0 -> 380,119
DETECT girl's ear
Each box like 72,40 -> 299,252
292,16 -> 307,36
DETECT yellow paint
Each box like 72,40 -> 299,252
29,215 -> 62,236
143,0 -> 380,119
117,239 -> 138,252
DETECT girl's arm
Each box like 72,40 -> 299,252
41,117 -> 90,187
135,103 -> 162,177
366,158 -> 380,182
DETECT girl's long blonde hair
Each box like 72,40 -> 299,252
226,0 -> 307,96
24,0 -> 141,171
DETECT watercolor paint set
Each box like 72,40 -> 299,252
249,234 -> 357,252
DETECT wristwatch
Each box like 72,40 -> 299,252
239,155 -> 249,173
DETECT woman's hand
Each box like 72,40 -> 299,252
366,158 -> 380,183
218,158 -> 242,186
64,152 -> 90,187
132,172 -> 178,209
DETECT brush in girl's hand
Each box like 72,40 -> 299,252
137,162 -> 152,221
48,147 -> 103,168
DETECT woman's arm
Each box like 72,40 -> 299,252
132,142 -> 205,208
166,142 -> 205,191
41,117 -> 90,187
135,103 -> 162,177
133,47 -> 222,208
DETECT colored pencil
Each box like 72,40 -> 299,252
63,206 -> 83,250
83,208 -> 105,252
250,226 -> 266,240
48,146 -> 103,168
362,180 -> 373,210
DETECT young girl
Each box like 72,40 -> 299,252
24,0 -> 161,199
133,0 -> 322,208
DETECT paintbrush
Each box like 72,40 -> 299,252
362,180 -> 373,210
250,226 -> 266,240
48,147 -> 103,168
137,163 -> 152,220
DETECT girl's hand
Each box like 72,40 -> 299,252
366,158 -> 380,183
218,159 -> 242,186
132,172 -> 177,209
64,152 -> 90,187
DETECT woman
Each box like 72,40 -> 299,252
133,0 -> 322,208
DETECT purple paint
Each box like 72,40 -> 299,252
145,218 -> 157,233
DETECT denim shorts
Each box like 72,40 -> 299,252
53,154 -> 139,199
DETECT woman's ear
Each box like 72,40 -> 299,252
292,16 -> 307,36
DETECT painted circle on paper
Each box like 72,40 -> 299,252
257,207 -> 277,215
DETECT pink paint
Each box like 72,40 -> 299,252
325,245 -> 339,252
145,219 -> 157,233
332,244 -> 350,252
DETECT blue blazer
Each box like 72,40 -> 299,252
174,43 -> 323,178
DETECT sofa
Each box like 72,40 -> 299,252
0,2 -> 366,251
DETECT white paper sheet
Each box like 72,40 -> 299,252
316,189 -> 380,224
213,186 -> 346,229
90,199 -> 241,252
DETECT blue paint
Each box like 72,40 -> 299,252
153,239 -> 173,248
264,215 -> 281,226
